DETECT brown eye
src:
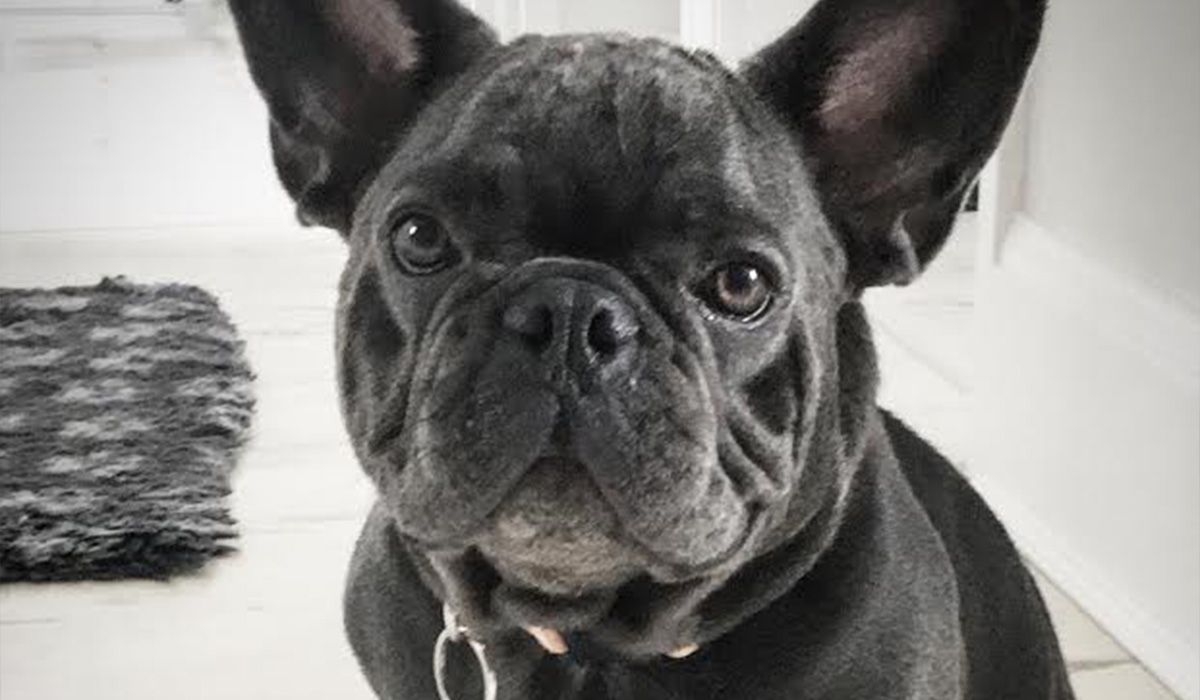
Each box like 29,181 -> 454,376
704,262 -> 772,320
391,213 -> 459,274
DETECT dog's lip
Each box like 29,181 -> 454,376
491,577 -> 619,631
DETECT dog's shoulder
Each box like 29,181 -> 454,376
880,409 -> 1006,562
881,410 -> 1075,700
344,503 -> 447,699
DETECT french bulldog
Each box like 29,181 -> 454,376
229,0 -> 1073,697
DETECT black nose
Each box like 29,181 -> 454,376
501,278 -> 640,369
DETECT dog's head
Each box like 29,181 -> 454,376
232,0 -> 1043,654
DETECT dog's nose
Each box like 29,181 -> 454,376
501,279 -> 639,368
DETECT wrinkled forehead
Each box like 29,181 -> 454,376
439,35 -> 737,169
375,35 -> 808,252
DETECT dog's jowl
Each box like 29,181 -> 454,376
229,0 -> 1072,698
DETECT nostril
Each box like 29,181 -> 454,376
587,309 -> 620,356
503,281 -> 639,365
503,303 -> 554,350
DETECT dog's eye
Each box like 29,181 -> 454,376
702,262 -> 772,321
390,214 -> 460,274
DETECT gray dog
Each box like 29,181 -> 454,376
229,0 -> 1072,697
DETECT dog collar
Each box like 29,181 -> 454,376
434,605 -> 498,700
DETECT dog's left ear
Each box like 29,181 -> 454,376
742,0 -> 1045,288
229,0 -> 498,234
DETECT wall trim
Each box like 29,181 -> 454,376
977,87 -> 1034,269
679,0 -> 721,50
975,214 -> 1200,700
998,215 -> 1200,389
470,0 -> 531,40
971,469 -> 1200,700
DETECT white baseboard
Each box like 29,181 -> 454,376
971,216 -> 1200,700
995,216 -> 1199,387
972,470 -> 1199,699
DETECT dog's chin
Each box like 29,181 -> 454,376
476,457 -> 644,600
426,455 -> 755,640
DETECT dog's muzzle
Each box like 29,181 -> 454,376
386,260 -> 752,571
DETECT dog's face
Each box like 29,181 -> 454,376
232,0 -> 1042,651
347,37 -> 842,591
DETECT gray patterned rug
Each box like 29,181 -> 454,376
0,277 -> 255,582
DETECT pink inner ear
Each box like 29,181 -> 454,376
818,5 -> 949,136
324,0 -> 421,77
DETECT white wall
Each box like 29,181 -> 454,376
0,5 -> 293,233
478,0 -> 814,63
1021,0 -> 1200,312
713,0 -> 813,63
555,0 -> 679,41
974,1 -> 1200,697
476,0 -> 680,43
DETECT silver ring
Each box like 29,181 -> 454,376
434,606 -> 498,700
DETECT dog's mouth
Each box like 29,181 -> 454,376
493,574 -> 619,626
473,456 -> 644,639
426,540 -> 717,658
409,454 -> 767,658
475,456 -> 645,596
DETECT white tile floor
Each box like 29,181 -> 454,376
0,10 -> 1180,700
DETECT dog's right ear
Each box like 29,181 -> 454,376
229,0 -> 497,234
741,0 -> 1044,289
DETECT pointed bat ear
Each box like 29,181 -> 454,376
741,0 -> 1045,288
229,0 -> 498,234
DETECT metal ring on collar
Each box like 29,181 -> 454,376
434,605 -> 498,700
